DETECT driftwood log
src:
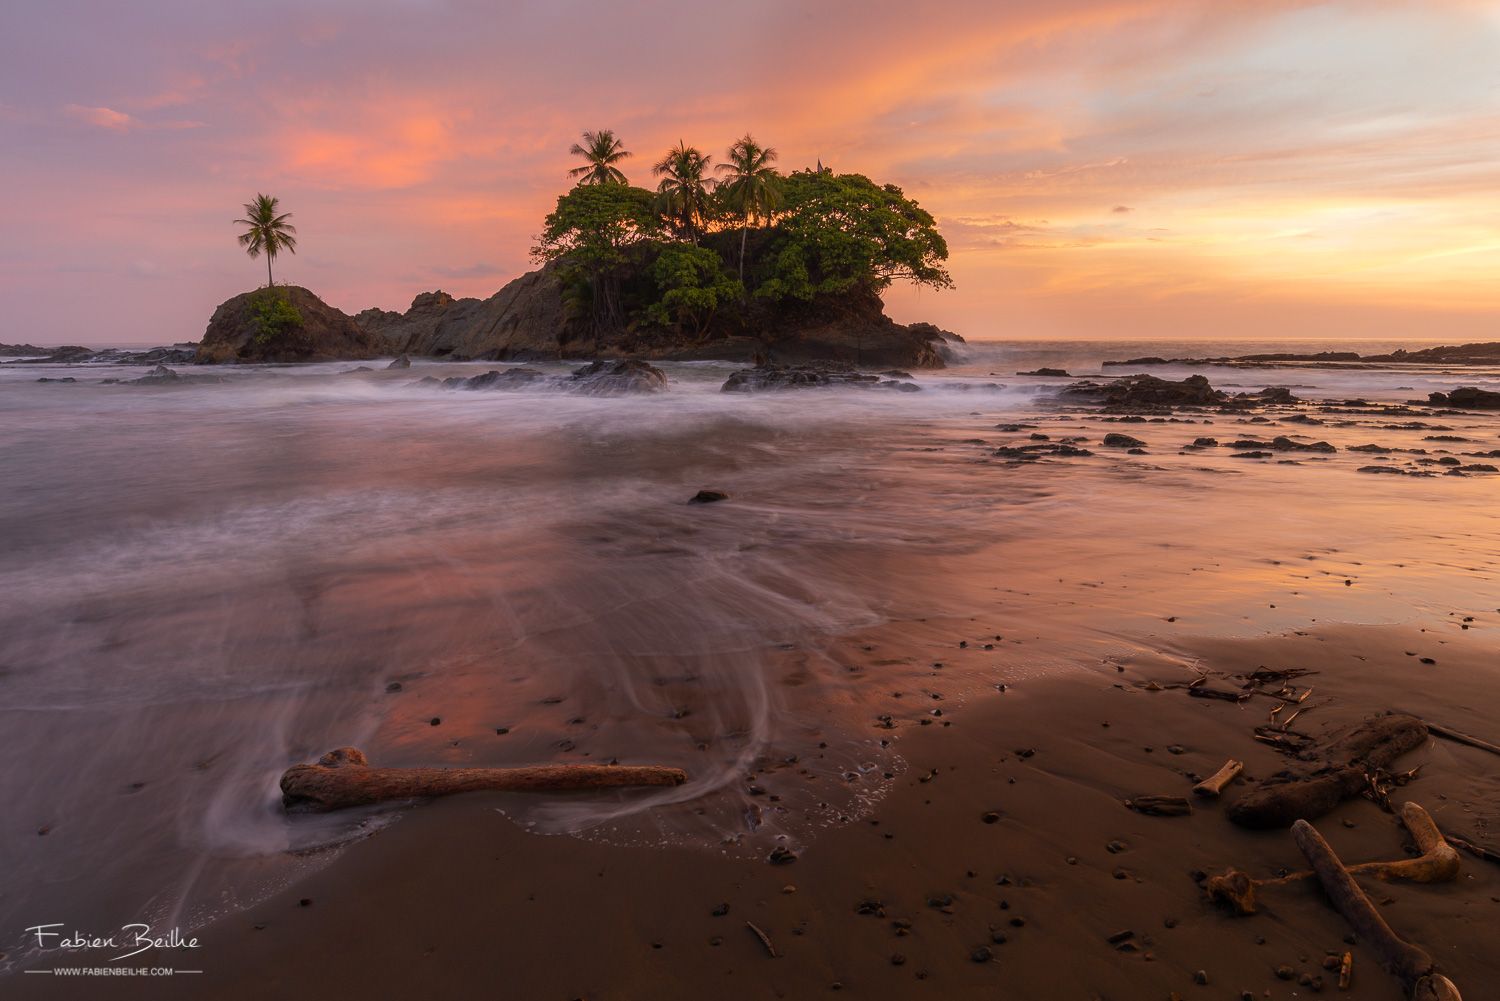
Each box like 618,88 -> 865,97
1292,817 -> 1462,1000
1124,794 -> 1192,817
1226,713 -> 1426,829
281,747 -> 689,813
1207,801 -> 1459,915
1193,759 -> 1243,798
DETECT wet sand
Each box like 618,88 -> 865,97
25,620 -> 1499,1000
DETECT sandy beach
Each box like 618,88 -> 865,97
5,346 -> 1497,999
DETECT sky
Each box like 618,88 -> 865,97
3,0 -> 1499,345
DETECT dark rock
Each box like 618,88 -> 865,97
198,286 -> 389,363
1016,368 -> 1071,377
355,264 -> 954,368
128,365 -> 182,385
449,367 -> 546,391
721,363 -> 880,393
0,342 -> 50,356
386,354 -> 412,369
1061,374 -> 1225,409
689,490 -> 729,504
569,359 -> 668,395
36,376 -> 77,383
1102,433 -> 1146,448
1428,386 -> 1500,410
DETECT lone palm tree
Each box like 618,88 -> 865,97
568,129 -> 631,185
716,134 -> 782,285
234,194 -> 298,287
652,141 -> 714,244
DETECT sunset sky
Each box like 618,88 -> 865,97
4,0 -> 1499,345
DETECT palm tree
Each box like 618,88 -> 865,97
652,141 -> 714,244
716,134 -> 782,285
568,129 -> 632,185
234,194 -> 298,287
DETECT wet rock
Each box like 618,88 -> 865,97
1016,368 -> 1071,377
570,359 -> 669,395
127,365 -> 183,385
386,354 -> 412,369
1102,433 -> 1147,448
721,363 -> 881,393
1061,373 -> 1225,410
689,490 -> 729,504
1427,386 -> 1500,410
448,367 -> 546,391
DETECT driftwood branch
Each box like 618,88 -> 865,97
281,747 -> 688,813
1226,713 -> 1426,829
1206,801 -> 1459,915
1292,817 -> 1462,1000
1425,721 -> 1500,758
1193,759 -> 1243,798
1124,795 -> 1192,816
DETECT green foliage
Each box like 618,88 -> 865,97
234,193 -> 297,286
532,184 -> 662,271
249,287 -> 303,346
645,245 -> 743,336
754,170 -> 952,302
538,129 -> 953,342
532,184 -> 662,332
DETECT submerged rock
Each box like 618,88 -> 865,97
689,490 -> 730,504
442,367 -> 546,391
130,365 -> 181,384
1016,368 -> 1071,377
386,354 -> 412,370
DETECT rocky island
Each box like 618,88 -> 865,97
191,159 -> 962,369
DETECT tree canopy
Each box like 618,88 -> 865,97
537,131 -> 952,340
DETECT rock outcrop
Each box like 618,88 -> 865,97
352,267 -> 953,369
568,360 -> 668,395
197,286 -> 389,364
434,360 -> 668,395
355,269 -> 573,362
1061,374 -> 1226,409
720,363 -> 920,393
1428,386 -> 1500,410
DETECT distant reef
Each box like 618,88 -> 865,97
1104,341 -> 1500,369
